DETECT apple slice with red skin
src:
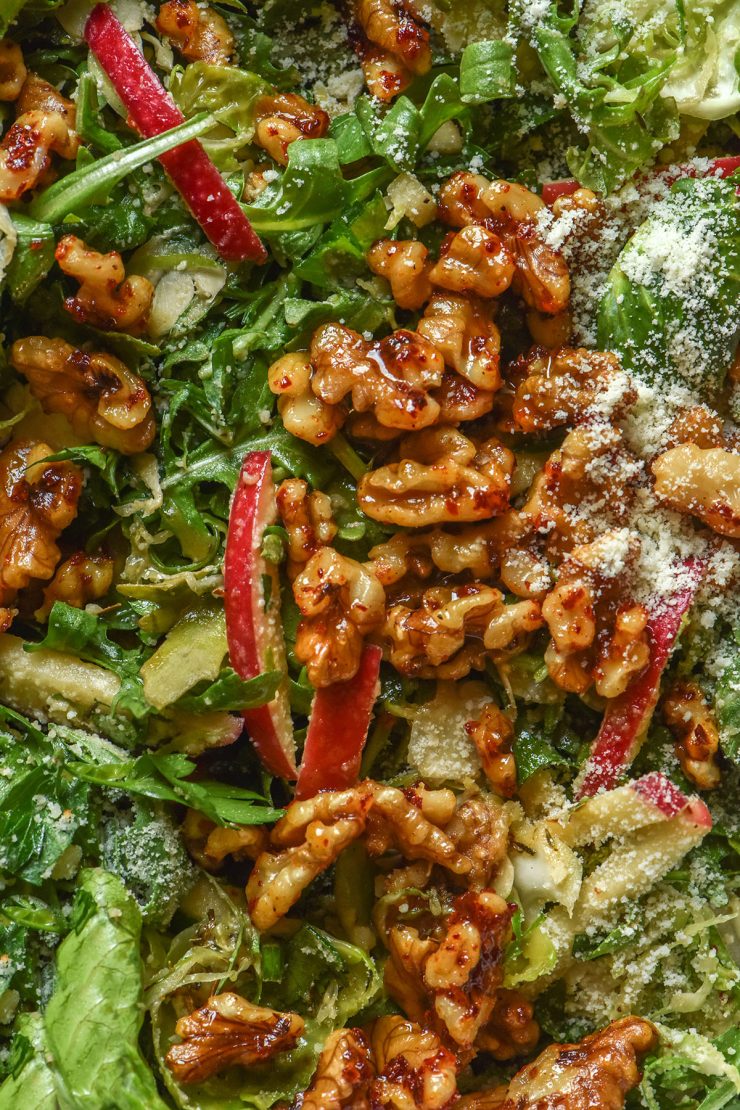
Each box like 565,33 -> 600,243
576,564 -> 704,799
224,452 -> 296,779
541,154 -> 740,206
295,644 -> 382,800
631,771 -> 712,827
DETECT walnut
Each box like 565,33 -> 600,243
292,548 -> 385,687
302,1028 -> 374,1109
358,427 -> 514,527
418,293 -> 501,392
434,372 -> 495,426
366,782 -> 470,875
0,39 -> 26,101
276,478 -> 336,576
247,786 -> 373,930
253,93 -> 329,166
0,440 -> 81,605
156,0 -> 234,64
54,235 -> 154,334
551,186 -> 601,218
526,308 -> 572,348
310,323 -> 445,433
15,73 -> 76,127
357,42 -> 412,102
483,180 -> 546,224
652,443 -> 740,538
384,923 -> 436,1022
593,604 -> 650,699
181,810 -> 268,871
367,239 -> 432,310
11,336 -> 156,455
465,706 -> 516,798
0,91 -> 78,202
430,225 -> 515,299
437,172 -> 492,227
510,221 -> 571,315
354,0 -> 431,78
34,550 -> 114,621
268,352 -> 345,446
512,348 -> 634,434
165,992 -> 303,1084
443,795 -> 511,892
497,1016 -> 658,1109
370,1016 -> 457,1110
476,989 -> 540,1062
662,680 -> 721,790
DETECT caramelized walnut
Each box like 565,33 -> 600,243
356,41 -> 412,102
182,811 -> 268,871
444,795 -> 511,892
418,293 -> 501,392
367,239 -> 433,310
465,706 -> 516,798
497,1016 -> 657,1110
476,989 -> 540,1062
652,444 -> 740,538
310,323 -> 445,433
370,1016 -> 457,1109
437,172 -> 493,227
276,478 -> 337,576
292,548 -> 385,687
0,40 -> 26,101
354,0 -> 431,77
11,336 -> 156,455
165,993 -> 303,1084
430,225 -> 515,299
55,235 -> 154,334
512,347 -> 634,434
662,679 -> 721,790
358,427 -> 514,527
0,439 -> 81,605
268,352 -> 345,446
302,1028 -> 374,1109
156,0 -> 234,64
253,93 -> 329,165
35,550 -> 114,621
366,782 -> 470,875
0,100 -> 78,201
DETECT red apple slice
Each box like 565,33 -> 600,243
295,644 -> 382,800
576,564 -> 704,799
224,452 -> 296,779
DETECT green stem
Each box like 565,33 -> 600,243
329,433 -> 369,481
29,112 -> 215,223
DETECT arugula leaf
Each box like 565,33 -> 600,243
44,868 -> 168,1109
0,1013 -> 57,1110
243,139 -> 348,232
5,214 -> 55,304
460,40 -> 516,104
716,639 -> 740,764
513,726 -> 568,783
175,667 -> 281,712
598,175 -> 740,395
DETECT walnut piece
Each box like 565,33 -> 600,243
156,0 -> 234,64
418,293 -> 501,392
430,225 -> 515,299
652,443 -> 740,538
302,1028 -> 375,1109
35,550 -> 114,621
354,0 -> 431,78
370,1016 -> 458,1109
11,336 -> 156,455
55,235 -> 154,334
292,548 -> 385,687
464,706 -> 517,798
0,39 -> 26,101
367,239 -> 432,309
497,1016 -> 658,1110
358,427 -> 514,526
182,810 -> 268,871
0,82 -> 78,201
253,93 -> 329,166
165,992 -> 303,1084
662,679 -> 721,790
512,347 -> 633,433
276,478 -> 337,576
268,352 -> 345,446
0,439 -> 81,605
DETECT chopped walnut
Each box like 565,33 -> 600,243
384,923 -> 437,1022
11,336 -> 156,455
367,239 -> 433,310
156,0 -> 234,64
354,0 -> 431,78
292,548 -> 385,687
512,347 -> 634,434
276,478 -> 337,576
652,443 -> 740,538
497,1016 -> 658,1109
35,550 -> 114,621
182,810 -> 268,871
55,235 -> 154,334
268,352 -> 345,446
430,226 -> 515,299
357,41 -> 412,101
434,371 -> 495,426
418,293 -> 501,392
366,782 -> 470,875
510,222 -> 571,315
0,90 -> 78,202
593,604 -> 650,699
526,308 -> 572,348
253,93 -> 329,165
0,439 -> 81,605
465,706 -> 517,798
483,180 -> 545,223
310,323 -> 445,433
370,1016 -> 458,1110
476,989 -> 540,1062
0,39 -> 26,101
437,172 -> 493,227
443,795 -> 511,892
662,680 -> 721,790
165,993 -> 303,1084
302,1028 -> 375,1109
358,427 -> 514,527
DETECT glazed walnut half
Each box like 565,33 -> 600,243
165,993 -> 303,1084
156,0 -> 234,64
35,550 -> 114,621
55,235 -> 154,334
0,75 -> 78,201
11,337 -> 156,455
253,93 -> 329,166
0,439 -> 82,605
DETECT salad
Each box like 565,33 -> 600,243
0,0 -> 739,1106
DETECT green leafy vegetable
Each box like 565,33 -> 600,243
460,40 -> 516,103
716,639 -> 740,764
